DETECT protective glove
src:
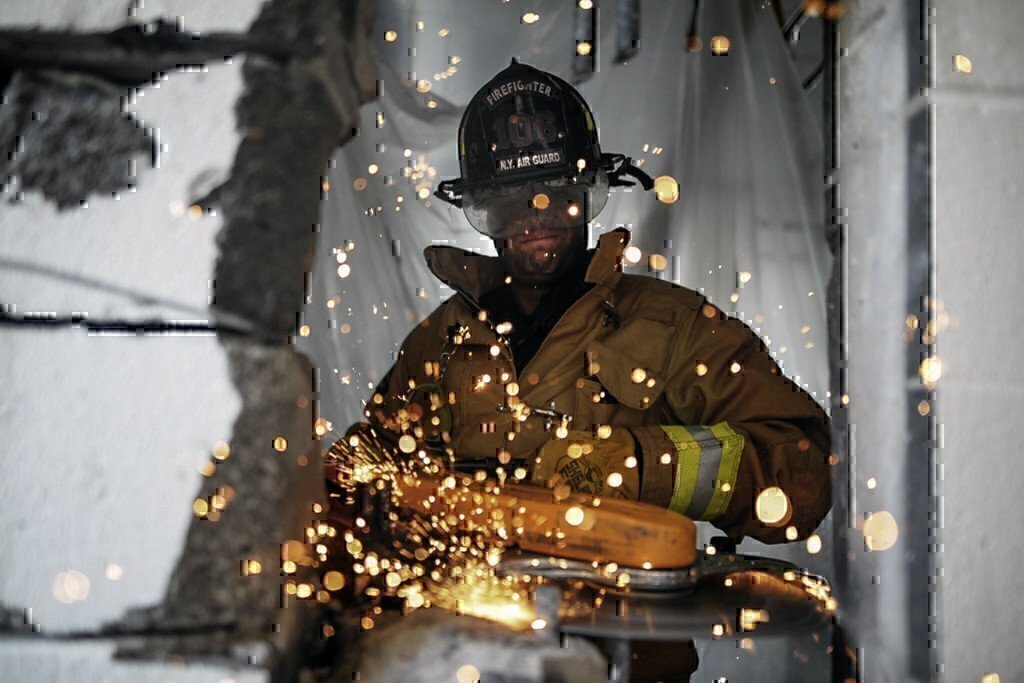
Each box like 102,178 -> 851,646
530,427 -> 640,500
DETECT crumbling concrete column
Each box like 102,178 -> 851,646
0,0 -> 377,679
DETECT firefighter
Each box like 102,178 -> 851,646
353,60 -> 831,679
369,59 -> 830,540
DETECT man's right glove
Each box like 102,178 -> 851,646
530,427 -> 640,500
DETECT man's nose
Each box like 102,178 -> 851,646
521,211 -> 551,235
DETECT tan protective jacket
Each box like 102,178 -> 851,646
366,228 -> 831,543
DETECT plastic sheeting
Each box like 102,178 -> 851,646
300,1 -> 833,679
302,0 -> 829,433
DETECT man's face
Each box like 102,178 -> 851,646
494,217 -> 586,288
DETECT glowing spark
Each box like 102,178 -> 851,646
384,30 -> 397,42
576,42 -> 592,56
630,368 -> 647,383
212,441 -> 231,461
806,534 -> 822,554
739,608 -> 770,632
607,472 -> 623,488
755,487 -> 790,526
623,246 -> 642,264
522,12 -> 540,24
863,511 -> 899,551
711,36 -> 730,55
314,418 -> 332,436
52,571 -> 90,604
654,175 -> 680,204
273,437 -> 288,452
105,564 -> 124,581
954,54 -> 973,74
564,506 -> 585,527
648,254 -> 668,271
919,356 -> 942,386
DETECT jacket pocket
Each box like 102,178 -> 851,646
441,345 -> 511,440
585,318 -> 673,411
573,377 -> 619,430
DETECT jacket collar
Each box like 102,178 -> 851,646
423,227 -> 630,305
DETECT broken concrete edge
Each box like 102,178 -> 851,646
212,0 -> 378,342
0,0 -> 377,221
108,0 -> 378,674
0,0 -> 377,675
112,338 -> 327,664
0,69 -> 153,210
0,21 -> 315,88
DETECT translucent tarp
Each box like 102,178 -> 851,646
303,1 -> 829,433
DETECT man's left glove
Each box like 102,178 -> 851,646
530,428 -> 640,500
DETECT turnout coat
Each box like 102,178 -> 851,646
364,228 -> 831,543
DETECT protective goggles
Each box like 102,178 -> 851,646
461,172 -> 610,239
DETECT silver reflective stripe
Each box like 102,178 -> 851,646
684,426 -> 724,518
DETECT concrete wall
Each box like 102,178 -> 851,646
834,0 -> 922,674
837,1 -> 1024,680
0,0 -> 378,678
933,1 -> 1024,681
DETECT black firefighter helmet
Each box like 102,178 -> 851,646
435,59 -> 652,239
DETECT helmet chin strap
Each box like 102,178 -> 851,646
434,179 -> 463,208
601,153 -> 655,190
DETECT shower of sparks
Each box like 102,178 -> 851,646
322,428 -> 538,630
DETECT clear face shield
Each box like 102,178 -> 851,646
462,170 -> 610,239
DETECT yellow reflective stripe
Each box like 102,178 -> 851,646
662,423 -> 745,521
662,426 -> 702,517
703,423 -> 744,520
